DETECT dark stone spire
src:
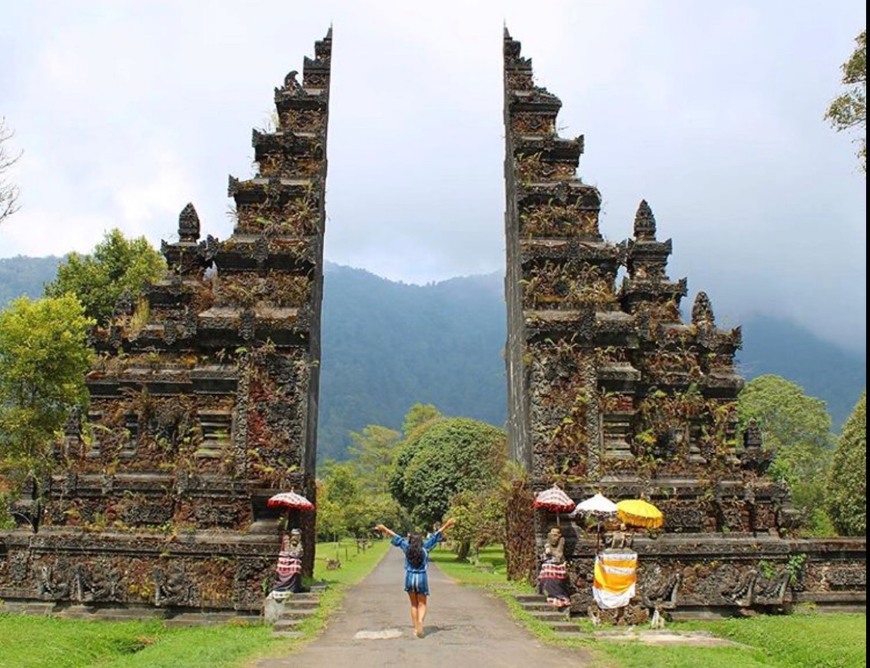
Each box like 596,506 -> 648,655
283,70 -> 300,91
178,203 -> 200,242
634,200 -> 657,240
692,291 -> 716,325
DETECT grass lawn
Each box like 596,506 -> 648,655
0,538 -> 389,668
431,544 -> 867,668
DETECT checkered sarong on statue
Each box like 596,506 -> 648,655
276,552 -> 302,577
538,560 -> 570,607
539,562 -> 567,580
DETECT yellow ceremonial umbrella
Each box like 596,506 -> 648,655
616,499 -> 663,529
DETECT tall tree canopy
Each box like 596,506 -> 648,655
45,228 -> 167,327
389,416 -> 506,530
316,424 -> 409,540
737,374 -> 835,534
0,295 -> 93,524
826,392 -> 866,536
346,424 -> 408,533
401,403 -> 441,437
825,30 -> 866,173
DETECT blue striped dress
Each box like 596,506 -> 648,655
391,531 -> 443,596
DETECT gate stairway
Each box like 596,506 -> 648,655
269,587 -> 325,638
514,594 -> 583,637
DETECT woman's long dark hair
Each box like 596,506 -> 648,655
406,533 -> 425,569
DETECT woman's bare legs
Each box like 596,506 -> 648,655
416,594 -> 428,636
408,592 -> 421,636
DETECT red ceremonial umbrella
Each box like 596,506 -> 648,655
268,491 -> 315,531
534,484 -> 576,525
267,491 -> 315,511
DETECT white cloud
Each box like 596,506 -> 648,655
0,0 -> 865,351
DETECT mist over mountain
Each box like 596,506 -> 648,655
735,314 -> 866,432
1,256 -> 864,463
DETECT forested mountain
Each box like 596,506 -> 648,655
735,315 -> 866,434
1,256 -> 865,462
0,255 -> 60,305
318,265 -> 506,461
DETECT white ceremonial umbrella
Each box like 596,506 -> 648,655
569,492 -> 618,550
568,492 -> 618,517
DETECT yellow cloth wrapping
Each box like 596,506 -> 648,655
592,550 -> 637,609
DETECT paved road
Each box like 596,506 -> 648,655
256,546 -> 592,668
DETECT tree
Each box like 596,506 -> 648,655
0,295 -> 94,529
401,403 -> 441,436
316,425 -> 409,540
825,30 -> 866,173
0,117 -> 21,223
826,392 -> 866,536
316,461 -> 360,540
447,486 -> 505,563
347,424 -> 402,485
389,416 -> 506,531
738,375 -> 835,534
345,424 -> 408,533
45,228 -> 167,327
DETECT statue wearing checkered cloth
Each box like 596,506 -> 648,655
537,527 -> 571,608
272,529 -> 306,594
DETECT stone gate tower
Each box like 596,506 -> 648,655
0,30 -> 332,615
503,29 -> 865,618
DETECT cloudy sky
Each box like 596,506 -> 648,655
0,1 -> 866,352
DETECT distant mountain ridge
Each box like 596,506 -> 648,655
318,264 -> 507,460
0,255 -> 61,306
1,256 -> 864,461
734,313 -> 866,432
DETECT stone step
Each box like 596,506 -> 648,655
55,605 -> 166,621
515,594 -> 547,603
554,630 -> 589,639
807,604 -> 866,614
272,630 -> 303,639
529,611 -> 571,622
270,591 -> 320,603
279,599 -> 319,609
277,609 -> 318,620
792,591 -> 865,604
20,603 -> 58,616
86,611 -> 167,622
518,601 -> 562,612
56,605 -> 100,619
273,618 -> 304,631
264,591 -> 323,625
284,591 -> 320,601
549,621 -> 584,633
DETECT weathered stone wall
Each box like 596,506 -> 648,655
0,531 -> 274,612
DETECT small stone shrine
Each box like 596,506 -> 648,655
502,29 -> 865,619
0,30 -> 332,615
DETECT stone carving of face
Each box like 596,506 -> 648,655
548,527 -> 562,546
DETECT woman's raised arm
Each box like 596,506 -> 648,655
374,523 -> 397,538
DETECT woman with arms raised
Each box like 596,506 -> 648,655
374,517 -> 456,638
